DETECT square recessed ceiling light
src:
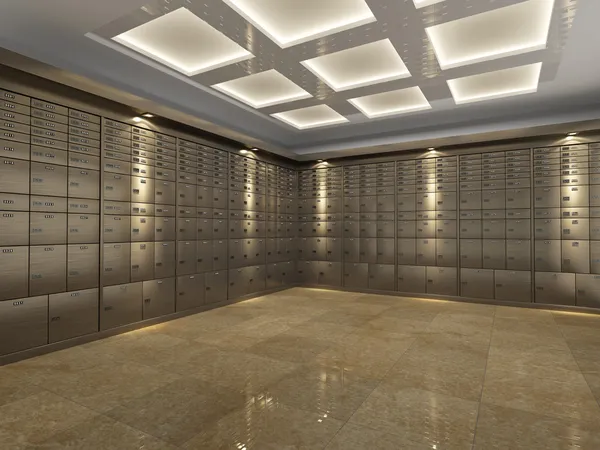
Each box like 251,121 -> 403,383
271,105 -> 349,130
413,0 -> 445,8
447,63 -> 542,105
301,39 -> 410,92
349,87 -> 431,119
426,0 -> 554,70
113,8 -> 253,76
222,0 -> 376,48
212,69 -> 312,109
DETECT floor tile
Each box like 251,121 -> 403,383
0,371 -> 43,407
325,423 -> 432,450
247,334 -> 332,364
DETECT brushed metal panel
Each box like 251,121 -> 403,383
103,243 -> 131,286
535,240 -> 561,272
67,244 -> 99,291
0,246 -> 29,300
103,215 -> 130,243
131,242 -> 155,282
0,211 -> 29,246
1,99 -> 31,116
155,204 -> 176,217
143,278 -> 175,319
177,218 -> 197,241
101,282 -> 143,331
68,213 -> 99,244
494,270 -> 531,302
29,245 -> 67,295
30,212 -> 67,245
49,288 -> 98,343
0,295 -> 48,356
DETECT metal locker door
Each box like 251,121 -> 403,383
482,190 -> 506,210
155,181 -> 176,205
377,195 -> 395,212
460,219 -> 482,238
0,246 -> 29,300
534,240 -> 561,272
592,185 -> 600,207
482,219 -> 505,239
591,218 -> 600,240
178,184 -> 197,206
177,274 -> 205,311
460,239 -> 482,268
197,240 -> 213,273
49,289 -> 99,343
360,221 -> 377,238
103,243 -> 130,286
561,185 -> 589,208
30,162 -> 68,197
535,272 -> 575,305
344,238 -> 360,263
295,261 -> 311,284
397,194 -> 416,211
534,218 -> 560,240
29,245 -> 67,295
377,238 -> 395,264
131,216 -> 155,242
266,238 -> 278,263
212,240 -> 227,270
398,238 -> 416,264
213,189 -> 228,210
505,240 -> 531,270
461,268 -> 494,299
376,221 -> 394,238
246,265 -> 266,294
369,264 -> 395,291
297,238 -> 310,261
0,295 -> 48,356
562,240 -> 590,274
197,186 -> 213,208
67,244 -> 99,291
155,217 -> 176,241
104,173 -> 130,202
30,212 -> 67,245
436,220 -> 457,239
436,239 -> 457,267
416,239 -> 436,266
212,219 -> 228,240
143,278 -> 175,319
343,262 -> 368,289
562,218 -> 590,240
506,189 -> 531,209
131,242 -> 154,282
427,267 -> 457,296
318,261 -> 342,286
483,240 -> 505,269
326,220 -> 342,237
576,274 -> 600,308
177,241 -> 197,275
460,190 -> 481,210
360,238 -> 377,264
267,263 -> 283,289
101,282 -> 143,330
67,213 -> 99,244
177,218 -> 197,241
534,187 -> 560,208
281,261 -> 296,285
494,270 -> 531,302
267,196 -> 277,213
155,242 -> 176,278
313,198 -> 327,214
0,211 -> 29,246
397,265 -> 427,293
0,157 -> 30,194
131,177 -> 154,204
327,197 -> 342,213
437,192 -> 457,211
326,237 -> 342,262
311,237 -> 327,261
359,196 -> 376,213
344,221 -> 360,238
417,193 -> 437,211
416,220 -> 436,238
397,220 -> 416,238
205,271 -> 227,304
506,219 -> 531,239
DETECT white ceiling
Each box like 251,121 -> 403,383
0,0 -> 598,160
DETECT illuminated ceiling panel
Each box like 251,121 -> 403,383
349,86 -> 431,119
271,105 -> 349,129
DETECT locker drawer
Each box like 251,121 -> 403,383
101,283 -> 143,330
31,162 -> 67,197
143,278 -> 175,319
29,245 -> 67,295
576,274 -> 600,308
535,272 -> 575,306
103,215 -> 130,243
343,263 -> 368,289
426,267 -> 457,296
154,242 -> 176,278
49,289 -> 99,343
397,265 -> 426,293
104,174 -> 130,202
461,268 -> 494,299
67,244 -> 99,291
460,239 -> 482,268
368,264 -> 395,291
0,211 -> 29,246
534,240 -> 561,272
68,213 -> 99,244
562,240 -> 590,274
103,243 -> 131,286
0,246 -> 29,300
131,242 -> 155,282
506,240 -> 531,271
68,168 -> 99,200
495,270 -> 531,302
205,271 -> 228,304
482,240 -> 505,270
0,295 -> 48,356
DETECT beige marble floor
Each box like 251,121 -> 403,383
2,288 -> 600,449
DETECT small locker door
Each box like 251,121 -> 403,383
506,240 -> 531,270
212,240 -> 228,270
155,242 -> 176,278
131,242 -> 154,282
155,217 -> 176,241
369,264 -> 395,291
103,243 -> 130,286
535,272 -> 575,305
397,220 -> 416,238
104,173 -> 130,201
0,157 -> 30,194
344,238 -> 360,263
416,239 -> 436,266
0,211 -> 29,246
482,190 -> 506,209
461,268 -> 494,299
436,192 -> 456,211
267,263 -> 283,289
67,244 -> 99,291
101,282 -> 143,331
495,270 -> 531,302
377,195 -> 395,212
482,219 -> 505,239
213,188 -> 228,210
178,184 -> 196,207
343,263 -> 368,289
311,237 -> 327,261
460,190 -> 482,210
360,196 -> 376,213
212,219 -> 227,240
436,220 -> 457,239
30,212 -> 67,245
460,239 -> 482,269
416,220 -> 436,238
460,219 -> 482,239
327,197 -> 342,213
561,218 -> 590,240
326,237 -> 342,262
177,274 -> 205,311
377,221 -> 394,238
177,218 -> 197,241
562,240 -> 590,274
177,241 -> 197,275
318,261 -> 342,286
483,240 -> 505,270
205,271 -> 227,304
197,186 -> 213,208
49,289 -> 98,343
397,194 -> 416,211
197,240 -> 213,273
30,163 -> 68,197
69,169 -> 100,200
427,267 -> 457,296
534,240 -> 561,272
131,177 -> 154,203
506,188 -> 531,209
0,295 -> 48,356
360,238 -> 377,264
131,216 -> 154,242
143,278 -> 175,319
561,185 -> 589,208
534,219 -> 561,240
377,238 -> 395,264
228,268 -> 246,298
29,245 -> 67,295
397,265 -> 427,293
360,221 -> 377,238
436,239 -> 457,267
245,265 -> 266,294
534,187 -> 560,208
506,219 -> 530,239
576,274 -> 600,308
155,181 -> 176,205
417,193 -> 437,211
398,238 -> 416,265
103,215 -> 130,243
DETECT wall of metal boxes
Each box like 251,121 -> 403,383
0,87 -> 297,358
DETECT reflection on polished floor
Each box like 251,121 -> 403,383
2,287 -> 600,449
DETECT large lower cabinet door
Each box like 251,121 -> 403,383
0,295 -> 48,356
296,261 -> 319,285
228,268 -> 247,299
460,268 -> 494,299
267,263 -> 283,289
494,270 -> 531,303
245,265 -> 266,295
343,263 -> 368,289
101,283 -> 143,331
317,261 -> 342,286
426,267 -> 457,296
576,274 -> 600,308
535,272 -> 576,305
562,240 -> 590,274
176,274 -> 205,311
397,265 -> 426,294
368,264 -> 395,291
534,240 -> 561,272
143,278 -> 175,320
205,271 -> 228,304
49,288 -> 99,343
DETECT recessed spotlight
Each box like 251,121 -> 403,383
240,149 -> 249,154
317,159 -> 324,162
142,113 -> 154,118
132,117 -> 143,123
567,132 -> 577,136
428,147 -> 436,151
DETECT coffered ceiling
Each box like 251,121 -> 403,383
0,0 -> 598,160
